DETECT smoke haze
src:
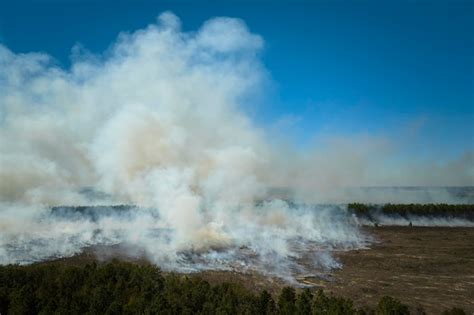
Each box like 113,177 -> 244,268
0,12 -> 472,278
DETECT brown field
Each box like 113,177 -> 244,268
39,226 -> 474,314
179,227 -> 474,314
316,227 -> 474,313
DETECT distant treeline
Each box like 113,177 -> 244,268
0,261 -> 466,315
50,205 -> 136,221
50,203 -> 474,223
348,203 -> 474,221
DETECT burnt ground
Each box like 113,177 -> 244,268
37,226 -> 474,314
316,227 -> 474,313
181,227 -> 474,314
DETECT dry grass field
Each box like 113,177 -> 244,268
313,227 -> 474,313
184,227 -> 474,313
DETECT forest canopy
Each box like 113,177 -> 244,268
0,261 -> 467,314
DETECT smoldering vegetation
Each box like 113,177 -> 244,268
0,12 -> 473,284
3,200 -> 472,282
1,201 -> 368,282
0,12 -> 371,281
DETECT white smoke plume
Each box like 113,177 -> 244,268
0,12 -> 368,280
0,12 -> 471,279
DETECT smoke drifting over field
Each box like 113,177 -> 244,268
0,13 -> 471,278
0,13 -> 367,277
0,203 -> 366,281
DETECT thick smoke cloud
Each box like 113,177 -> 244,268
0,12 -> 366,279
0,13 -> 270,205
0,12 -> 471,278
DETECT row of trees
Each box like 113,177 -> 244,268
49,203 -> 474,223
0,261 -> 467,314
50,205 -> 135,222
348,203 -> 474,220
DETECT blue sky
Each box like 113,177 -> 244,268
0,0 -> 472,161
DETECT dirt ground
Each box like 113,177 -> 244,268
39,226 -> 474,314
181,227 -> 474,313
305,227 -> 474,313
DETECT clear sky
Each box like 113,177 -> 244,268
0,0 -> 473,161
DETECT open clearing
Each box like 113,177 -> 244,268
183,227 -> 474,313
317,227 -> 474,313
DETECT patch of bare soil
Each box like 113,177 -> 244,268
311,227 -> 474,314
191,227 -> 474,313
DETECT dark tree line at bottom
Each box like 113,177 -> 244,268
0,261 -> 467,315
